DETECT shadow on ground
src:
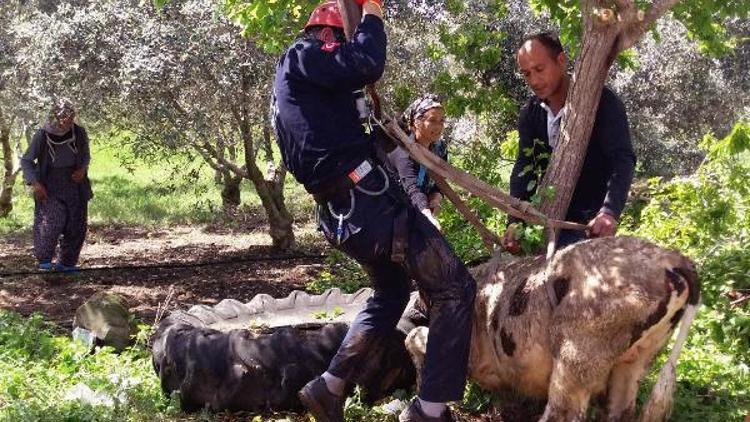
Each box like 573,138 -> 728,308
0,224 -> 327,327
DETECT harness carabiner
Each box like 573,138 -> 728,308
327,189 -> 356,245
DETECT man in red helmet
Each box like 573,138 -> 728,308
272,1 -> 475,421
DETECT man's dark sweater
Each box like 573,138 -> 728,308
509,87 -> 636,225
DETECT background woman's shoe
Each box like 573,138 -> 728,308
38,261 -> 53,271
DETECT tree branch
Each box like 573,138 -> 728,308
432,173 -> 502,252
381,117 -> 587,231
193,143 -> 228,175
643,0 -> 681,29
612,0 -> 634,8
581,0 -> 601,30
198,141 -> 249,179
730,293 -> 750,307
618,0 -> 681,51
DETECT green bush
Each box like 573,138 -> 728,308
440,130 -> 518,262
0,310 -> 179,421
624,120 -> 750,364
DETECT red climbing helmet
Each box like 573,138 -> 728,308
305,1 -> 344,30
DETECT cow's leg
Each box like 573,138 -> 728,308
540,334 -> 617,422
604,359 -> 648,422
404,326 -> 429,389
606,334 -> 667,422
540,358 -> 592,422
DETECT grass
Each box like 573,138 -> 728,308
0,311 -> 178,421
0,136 -> 314,235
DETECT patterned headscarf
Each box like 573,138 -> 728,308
401,94 -> 443,129
43,99 -> 78,160
48,98 -> 76,124
401,94 -> 447,191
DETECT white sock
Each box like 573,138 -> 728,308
418,398 -> 446,418
321,372 -> 345,396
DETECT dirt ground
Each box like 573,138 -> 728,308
0,223 -> 536,421
0,223 -> 328,328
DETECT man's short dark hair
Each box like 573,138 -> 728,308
519,32 -> 564,59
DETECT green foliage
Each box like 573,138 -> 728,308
340,387 -> 406,421
637,310 -> 750,421
306,249 -> 370,294
312,306 -> 346,321
516,138 -> 549,193
459,381 -> 495,413
624,120 -> 750,363
529,0 -> 581,54
440,130 -> 517,262
153,0 -> 312,53
531,0 -> 749,58
672,0 -> 750,55
0,310 -> 178,421
427,1 -> 516,132
221,0 -> 314,53
441,129 -> 550,260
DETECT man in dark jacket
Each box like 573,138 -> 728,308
502,32 -> 636,252
20,99 -> 93,272
273,2 -> 475,421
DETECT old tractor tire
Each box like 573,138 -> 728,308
151,288 -> 422,413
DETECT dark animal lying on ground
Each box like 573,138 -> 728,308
150,298 -> 421,413
405,236 -> 700,422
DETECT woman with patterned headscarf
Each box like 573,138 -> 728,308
386,94 -> 447,230
20,98 -> 93,272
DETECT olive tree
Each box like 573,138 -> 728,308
5,0 -> 295,248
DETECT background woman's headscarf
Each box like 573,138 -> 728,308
43,98 -> 78,160
400,94 -> 443,130
47,98 -> 76,125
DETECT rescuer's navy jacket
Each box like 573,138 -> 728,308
272,15 -> 386,193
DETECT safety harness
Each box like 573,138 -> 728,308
312,159 -> 390,245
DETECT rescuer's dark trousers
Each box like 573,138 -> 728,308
316,169 -> 476,403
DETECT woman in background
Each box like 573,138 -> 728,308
21,99 -> 93,272
386,94 -> 448,230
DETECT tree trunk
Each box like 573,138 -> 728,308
260,122 -> 273,162
337,0 -> 362,40
0,109 -> 19,218
237,65 -> 294,250
214,137 -> 224,185
215,136 -> 242,210
538,0 -> 678,232
240,125 -> 294,249
538,36 -> 617,222
221,173 -> 242,210
537,4 -> 622,226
